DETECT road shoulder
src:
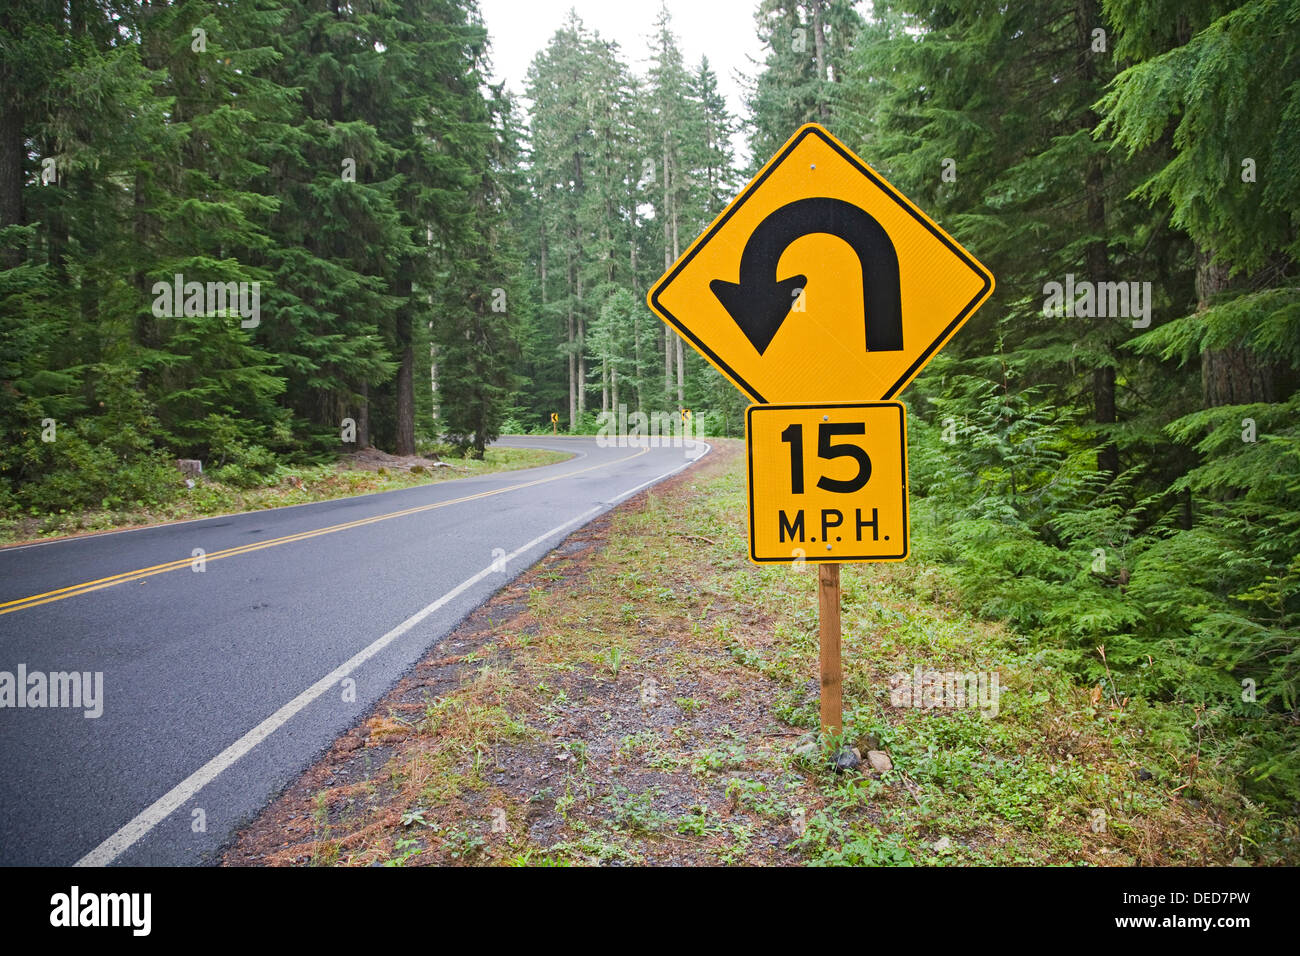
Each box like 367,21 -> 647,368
221,438 -> 1285,867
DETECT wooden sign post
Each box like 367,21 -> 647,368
818,563 -> 842,736
746,402 -> 909,742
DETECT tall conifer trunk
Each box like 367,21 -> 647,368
1197,251 -> 1274,406
395,274 -> 416,455
1076,0 -> 1117,476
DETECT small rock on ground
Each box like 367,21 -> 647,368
835,747 -> 862,773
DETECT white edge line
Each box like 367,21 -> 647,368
74,441 -> 711,867
74,504 -> 601,867
605,442 -> 712,507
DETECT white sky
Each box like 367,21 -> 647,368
478,0 -> 765,158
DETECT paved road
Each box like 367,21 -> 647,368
0,436 -> 708,865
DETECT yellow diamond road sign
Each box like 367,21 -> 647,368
647,123 -> 994,404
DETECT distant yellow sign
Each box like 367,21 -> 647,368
747,403 -> 908,564
647,123 -> 994,404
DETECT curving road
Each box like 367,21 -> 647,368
0,435 -> 708,865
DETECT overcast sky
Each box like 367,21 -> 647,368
477,0 -> 766,154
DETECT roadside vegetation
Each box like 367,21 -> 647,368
0,444 -> 568,548
224,443 -> 1297,867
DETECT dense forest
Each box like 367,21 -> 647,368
1,0 -> 1297,810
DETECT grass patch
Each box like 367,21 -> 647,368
0,445 -> 569,547
223,440 -> 1298,867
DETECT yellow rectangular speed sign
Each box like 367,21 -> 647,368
746,402 -> 908,564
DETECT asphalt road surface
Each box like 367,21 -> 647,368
0,435 -> 708,866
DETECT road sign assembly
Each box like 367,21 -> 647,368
648,123 -> 993,735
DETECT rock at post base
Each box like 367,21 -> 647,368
834,747 -> 862,773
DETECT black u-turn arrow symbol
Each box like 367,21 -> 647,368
710,197 -> 903,356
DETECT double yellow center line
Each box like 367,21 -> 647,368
0,445 -> 648,617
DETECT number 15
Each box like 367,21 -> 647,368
779,422 -> 872,494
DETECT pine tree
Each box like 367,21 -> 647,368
745,0 -> 862,171
261,0 -> 409,451
431,77 -> 529,458
645,4 -> 695,409
1098,0 -> 1300,407
525,13 -> 599,427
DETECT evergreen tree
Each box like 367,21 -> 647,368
431,78 -> 529,458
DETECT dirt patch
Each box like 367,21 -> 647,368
338,446 -> 453,473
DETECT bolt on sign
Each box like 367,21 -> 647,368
748,402 -> 908,564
